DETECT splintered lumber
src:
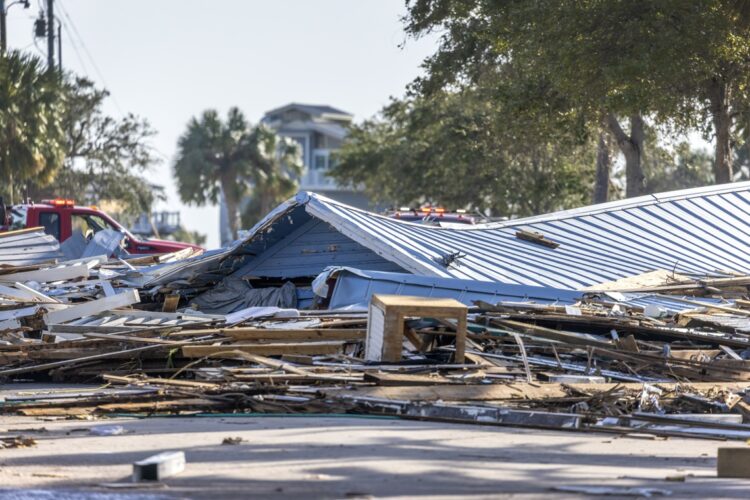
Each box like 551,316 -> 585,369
0,226 -> 46,239
363,372 -> 486,385
44,289 -> 140,325
0,343 -> 165,376
492,319 -> 613,348
16,398 -> 226,416
103,374 -> 219,389
12,282 -> 61,303
77,332 -> 185,345
162,294 -> 180,313
224,328 -> 366,341
328,381 -> 750,402
583,269 -> 690,292
181,341 -> 346,358
211,351 -> 311,375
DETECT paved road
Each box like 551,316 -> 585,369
1,411 -> 749,498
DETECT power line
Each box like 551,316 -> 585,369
58,16 -> 90,77
56,0 -> 124,116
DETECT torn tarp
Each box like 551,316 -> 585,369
190,278 -> 297,314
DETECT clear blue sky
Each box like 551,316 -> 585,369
6,0 -> 437,248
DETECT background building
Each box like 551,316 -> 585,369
219,103 -> 369,246
261,103 -> 368,209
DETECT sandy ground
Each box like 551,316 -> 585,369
1,385 -> 750,498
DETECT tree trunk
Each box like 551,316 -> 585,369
709,78 -> 733,184
606,113 -> 645,198
220,172 -> 239,242
592,130 -> 610,204
1,146 -> 12,205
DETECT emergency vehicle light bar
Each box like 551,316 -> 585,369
42,198 -> 76,207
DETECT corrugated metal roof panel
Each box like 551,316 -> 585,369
141,182 -> 750,290
302,182 -> 750,289
0,229 -> 63,266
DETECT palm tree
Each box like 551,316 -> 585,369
0,51 -> 66,204
174,107 -> 302,241
241,125 -> 303,227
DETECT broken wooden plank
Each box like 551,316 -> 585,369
44,289 -> 140,325
181,341 -> 346,358
223,328 -> 366,341
103,374 -> 218,389
327,381 -> 750,402
515,229 -> 560,248
162,294 -> 180,313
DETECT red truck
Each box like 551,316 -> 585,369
0,198 -> 202,255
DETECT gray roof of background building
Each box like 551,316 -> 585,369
263,103 -> 353,120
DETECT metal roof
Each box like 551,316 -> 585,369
300,181 -> 750,289
0,228 -> 63,266
140,182 -> 750,290
262,103 -> 353,120
319,267 -> 725,314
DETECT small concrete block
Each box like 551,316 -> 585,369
133,451 -> 185,482
717,447 -> 750,478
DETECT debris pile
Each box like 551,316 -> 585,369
3,183 -> 750,442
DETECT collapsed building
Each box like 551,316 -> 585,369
3,182 -> 750,440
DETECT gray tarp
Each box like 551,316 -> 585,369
190,278 -> 297,314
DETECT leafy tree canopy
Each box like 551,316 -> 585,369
174,107 -> 302,241
0,51 -> 66,204
404,0 -> 750,186
43,77 -> 163,216
330,86 -> 594,217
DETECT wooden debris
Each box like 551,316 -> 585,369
3,247 -> 750,442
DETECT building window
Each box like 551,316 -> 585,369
314,153 -> 328,170
39,212 -> 60,240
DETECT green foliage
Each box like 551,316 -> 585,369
239,125 -> 302,228
331,89 -> 594,217
645,142 -> 714,194
169,226 -> 207,246
638,123 -> 714,193
404,0 -> 750,184
46,77 -> 163,216
0,51 -> 66,203
173,108 -> 302,240
405,0 -> 707,121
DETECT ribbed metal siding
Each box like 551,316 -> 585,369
0,229 -> 62,266
303,182 -> 750,289
236,218 -> 404,278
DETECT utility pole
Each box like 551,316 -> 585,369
46,0 -> 53,70
1,0 -> 7,55
1,1 -> 30,56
